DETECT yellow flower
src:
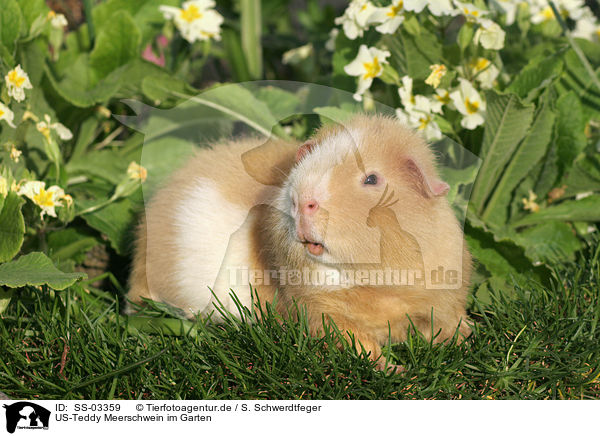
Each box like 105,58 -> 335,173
0,176 -> 7,198
127,161 -> 148,183
18,181 -> 68,218
10,145 -> 22,162
5,65 -> 33,102
425,64 -> 447,88
522,190 -> 540,213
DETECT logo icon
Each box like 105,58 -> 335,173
2,402 -> 50,434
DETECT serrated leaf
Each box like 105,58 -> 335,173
471,92 -> 535,216
0,192 -> 25,263
0,288 -> 12,314
89,10 -> 141,79
482,98 -> 556,226
513,195 -> 600,227
555,91 -> 586,178
507,55 -> 563,102
0,252 -> 86,290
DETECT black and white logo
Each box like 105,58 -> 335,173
2,402 -> 50,434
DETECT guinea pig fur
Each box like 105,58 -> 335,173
127,114 -> 472,369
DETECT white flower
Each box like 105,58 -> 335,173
334,0 -> 378,40
282,44 -> 314,65
425,64 -> 447,88
18,181 -> 67,218
160,0 -> 224,43
398,75 -> 416,111
344,45 -> 390,101
4,65 -> 33,102
450,78 -> 486,130
474,18 -> 505,50
492,0 -> 520,25
36,114 -> 73,142
0,103 -> 16,128
454,1 -> 488,22
434,88 -> 453,110
47,11 -> 68,28
371,0 -> 406,34
428,0 -> 454,16
459,57 -> 499,89
573,15 -> 600,41
325,28 -> 339,51
396,97 -> 443,141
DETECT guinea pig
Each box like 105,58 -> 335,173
127,114 -> 472,370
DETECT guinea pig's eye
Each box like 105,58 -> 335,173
364,174 -> 378,185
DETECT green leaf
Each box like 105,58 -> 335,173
556,50 -> 600,122
512,222 -> 581,263
0,0 -> 22,52
254,87 -> 301,122
457,22 -> 475,52
0,288 -> 12,314
506,54 -> 563,103
482,97 -> 556,226
563,153 -> 600,197
512,195 -> 600,227
45,56 -> 121,107
89,10 -> 141,79
470,92 -> 535,216
314,105 -> 358,125
81,198 -> 137,255
47,228 -> 99,264
555,91 -> 586,178
0,252 -> 86,290
0,192 -> 25,263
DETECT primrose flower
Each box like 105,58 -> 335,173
47,11 -> 68,28
425,64 -> 447,88
10,145 -> 22,163
0,102 -> 16,128
282,44 -> 314,65
427,0 -> 454,16
459,57 -> 499,89
474,18 -> 505,50
493,0 -> 520,25
454,1 -> 488,22
397,76 -> 416,111
450,79 -> 486,130
344,45 -> 390,101
396,96 -> 443,141
334,0 -> 378,40
371,0 -> 406,34
127,161 -> 148,183
160,0 -> 224,43
573,15 -> 600,41
5,65 -> 33,102
325,28 -> 339,51
36,115 -> 73,142
18,181 -> 68,218
522,190 -> 540,213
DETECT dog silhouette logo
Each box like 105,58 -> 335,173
2,402 -> 50,434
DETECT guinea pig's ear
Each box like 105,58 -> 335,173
405,159 -> 449,198
295,139 -> 316,162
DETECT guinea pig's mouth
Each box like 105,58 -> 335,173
300,239 -> 325,256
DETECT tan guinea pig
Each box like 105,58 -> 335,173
127,114 -> 472,370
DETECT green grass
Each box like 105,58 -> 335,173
1,240 -> 599,400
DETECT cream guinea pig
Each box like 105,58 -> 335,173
127,114 -> 472,370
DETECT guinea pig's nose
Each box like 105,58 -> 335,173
301,200 -> 319,215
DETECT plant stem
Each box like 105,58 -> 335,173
82,0 -> 95,46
